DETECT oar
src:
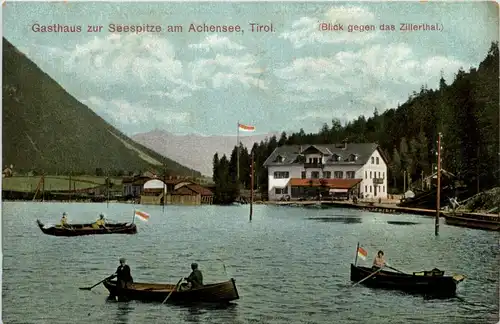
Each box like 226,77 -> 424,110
162,278 -> 183,304
386,265 -> 406,274
79,275 -> 113,290
352,267 -> 385,287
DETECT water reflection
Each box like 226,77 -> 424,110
105,297 -> 133,324
386,221 -> 420,225
308,217 -> 362,224
181,303 -> 240,323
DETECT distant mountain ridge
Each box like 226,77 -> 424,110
2,37 -> 201,176
132,129 -> 279,176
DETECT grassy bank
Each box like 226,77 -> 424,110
2,175 -> 123,192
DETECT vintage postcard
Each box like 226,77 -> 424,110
2,1 -> 499,323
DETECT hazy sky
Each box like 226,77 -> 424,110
3,1 -> 498,136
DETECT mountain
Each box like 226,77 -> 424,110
132,130 -> 278,176
2,38 -> 201,177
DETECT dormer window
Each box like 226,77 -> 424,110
348,154 -> 357,162
332,154 -> 341,162
274,155 -> 284,163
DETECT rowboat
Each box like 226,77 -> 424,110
443,212 -> 500,231
36,219 -> 137,236
103,278 -> 239,304
350,264 -> 465,298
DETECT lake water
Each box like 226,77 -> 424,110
2,201 -> 499,324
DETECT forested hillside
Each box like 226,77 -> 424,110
212,42 -> 499,201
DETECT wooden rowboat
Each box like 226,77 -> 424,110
443,212 -> 500,231
103,278 -> 239,304
36,219 -> 137,236
350,264 -> 465,298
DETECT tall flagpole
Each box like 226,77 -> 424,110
237,121 -> 240,183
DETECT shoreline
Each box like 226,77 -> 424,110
3,198 -> 496,217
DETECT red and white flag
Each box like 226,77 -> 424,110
238,123 -> 255,132
134,210 -> 150,222
357,247 -> 368,261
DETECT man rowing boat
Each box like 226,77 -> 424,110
110,257 -> 133,289
372,250 -> 386,269
179,263 -> 203,291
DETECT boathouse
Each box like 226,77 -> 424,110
122,175 -> 151,198
139,178 -> 214,206
140,179 -> 167,205
168,183 -> 213,205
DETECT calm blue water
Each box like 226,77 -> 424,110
2,201 -> 499,324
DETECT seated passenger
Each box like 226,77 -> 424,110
92,214 -> 107,229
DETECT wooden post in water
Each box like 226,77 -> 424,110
41,173 -> 45,202
250,151 -> 254,221
163,166 -> 166,213
106,173 -> 110,208
69,173 -> 72,202
435,133 -> 442,236
403,170 -> 406,193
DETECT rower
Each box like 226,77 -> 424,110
59,212 -> 68,227
92,214 -> 107,229
180,263 -> 203,290
372,250 -> 386,269
110,257 -> 134,289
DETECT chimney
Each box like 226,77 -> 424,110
342,140 -> 347,150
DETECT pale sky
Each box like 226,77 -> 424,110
3,1 -> 498,136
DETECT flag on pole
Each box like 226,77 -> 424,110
134,210 -> 150,222
357,247 -> 368,261
238,123 -> 255,132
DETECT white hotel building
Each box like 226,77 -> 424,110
263,143 -> 388,201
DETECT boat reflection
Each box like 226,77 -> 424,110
308,217 -> 362,224
387,221 -> 420,225
180,302 -> 241,323
114,300 -> 133,324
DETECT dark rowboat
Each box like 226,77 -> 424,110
443,212 -> 500,231
36,219 -> 137,236
350,264 -> 465,298
103,278 -> 239,304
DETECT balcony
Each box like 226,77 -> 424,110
372,178 -> 384,185
304,163 -> 324,169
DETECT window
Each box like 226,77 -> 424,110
273,171 -> 289,179
365,185 -> 367,192
370,186 -> 372,193
275,187 -> 288,195
346,171 -> 355,179
311,171 -> 320,179
365,171 -> 367,179
370,171 -> 372,178
378,172 -> 380,178
334,171 -> 343,179
382,172 -> 384,179
313,157 -> 319,164
332,154 -> 340,162
376,157 -> 379,165
301,171 -> 306,179
323,171 -> 331,179
383,186 -> 385,192
349,154 -> 356,162
371,157 -> 374,164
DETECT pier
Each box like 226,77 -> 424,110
265,200 -> 448,217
